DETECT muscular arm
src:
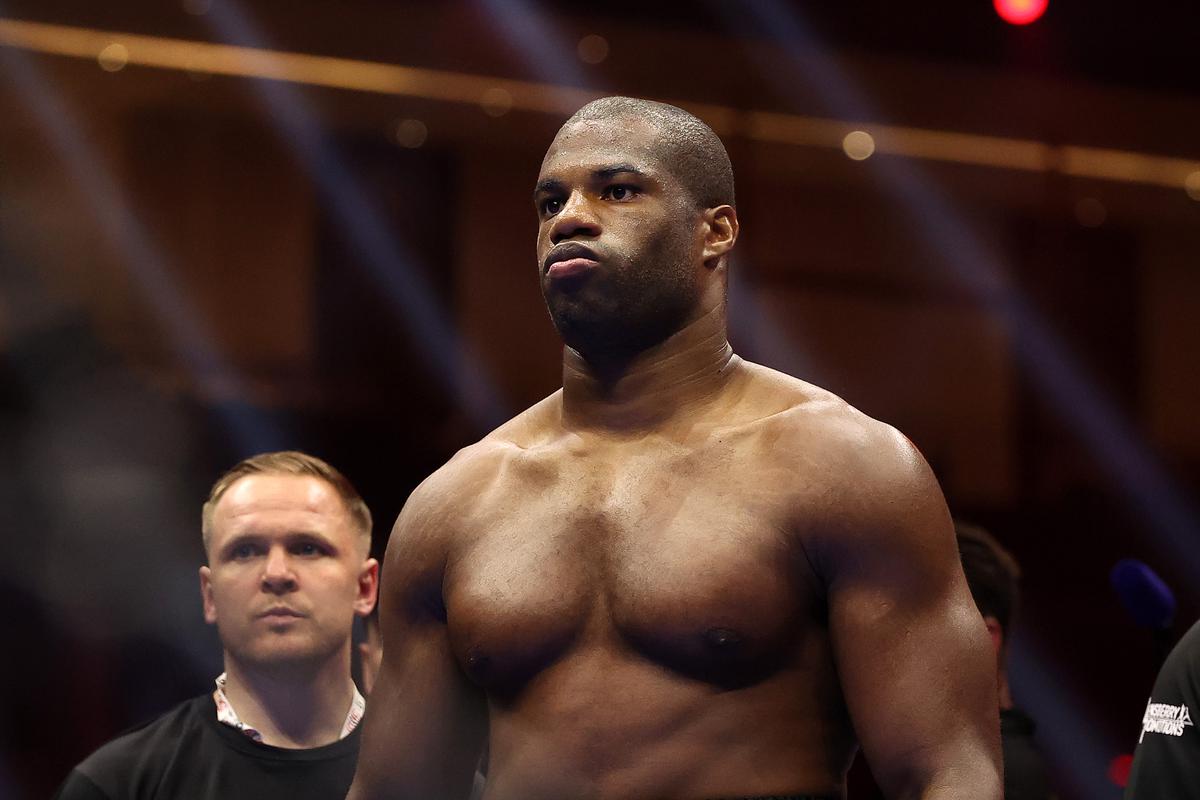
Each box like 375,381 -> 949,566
820,423 -> 1002,799
347,477 -> 487,800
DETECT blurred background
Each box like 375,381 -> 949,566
1,1 -> 1197,797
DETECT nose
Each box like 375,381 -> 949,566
549,190 -> 601,245
261,546 -> 297,594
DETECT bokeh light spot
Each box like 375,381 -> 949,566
1185,170 -> 1200,201
481,87 -> 513,117
842,130 -> 875,161
577,34 -> 609,65
394,118 -> 428,149
994,0 -> 1048,26
1108,753 -> 1133,788
97,43 -> 129,72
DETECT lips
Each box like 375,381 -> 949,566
547,258 -> 597,280
259,607 -> 304,619
543,243 -> 600,281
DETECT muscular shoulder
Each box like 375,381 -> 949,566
737,362 -> 948,566
399,392 -> 561,522
739,361 -> 925,489
384,392 -> 563,575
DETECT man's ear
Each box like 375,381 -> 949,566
701,205 -> 738,267
355,558 -> 380,617
200,565 -> 218,625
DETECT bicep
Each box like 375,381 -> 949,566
350,618 -> 486,800
348,504 -> 487,800
824,455 -> 1000,797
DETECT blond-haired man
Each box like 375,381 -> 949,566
56,451 -> 378,800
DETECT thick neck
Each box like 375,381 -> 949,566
220,648 -> 356,749
561,302 -> 739,433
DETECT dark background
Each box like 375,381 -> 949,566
1,1 -> 1198,797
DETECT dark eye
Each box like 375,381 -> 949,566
541,198 -> 563,216
231,542 -> 259,560
603,185 -> 637,201
292,541 -> 323,557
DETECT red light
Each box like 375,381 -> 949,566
1108,754 -> 1134,788
994,0 -> 1048,25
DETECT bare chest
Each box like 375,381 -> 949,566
443,434 -> 821,693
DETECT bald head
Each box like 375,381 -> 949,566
561,97 -> 735,210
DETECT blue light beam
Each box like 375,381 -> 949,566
0,38 -> 284,453
202,0 -> 510,431
711,0 -> 1200,580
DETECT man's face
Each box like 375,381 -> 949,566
199,474 -> 377,672
534,116 -> 707,356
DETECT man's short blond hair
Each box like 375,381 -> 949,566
201,450 -> 373,556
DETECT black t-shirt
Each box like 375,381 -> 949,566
53,695 -> 361,800
1125,618 -> 1200,799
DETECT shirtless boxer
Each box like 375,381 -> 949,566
348,97 -> 1002,800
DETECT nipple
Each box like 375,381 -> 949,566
704,627 -> 743,650
465,649 -> 491,675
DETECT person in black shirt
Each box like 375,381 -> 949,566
956,522 -> 1056,800
55,451 -> 379,800
1125,617 -> 1200,799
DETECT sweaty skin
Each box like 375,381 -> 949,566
348,109 -> 1001,800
